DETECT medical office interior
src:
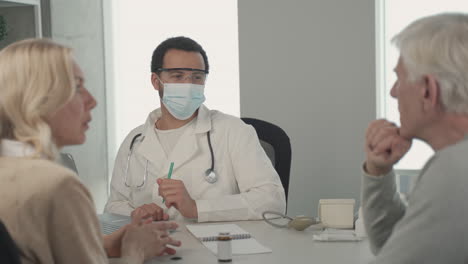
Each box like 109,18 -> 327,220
2,0 -> 468,259
2,0 -> 466,217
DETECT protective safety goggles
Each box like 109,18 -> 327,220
157,67 -> 209,85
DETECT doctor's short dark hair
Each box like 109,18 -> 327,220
150,36 -> 209,74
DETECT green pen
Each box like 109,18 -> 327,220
162,162 -> 174,203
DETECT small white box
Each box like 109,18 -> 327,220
318,199 -> 355,229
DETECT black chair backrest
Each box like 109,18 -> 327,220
0,220 -> 22,264
241,117 -> 292,201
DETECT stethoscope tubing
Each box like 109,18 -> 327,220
262,211 -> 294,228
124,130 -> 216,188
124,133 -> 144,188
207,131 -> 214,172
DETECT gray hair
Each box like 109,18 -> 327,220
392,13 -> 468,114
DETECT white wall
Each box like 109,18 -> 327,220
51,0 -> 109,212
238,0 -> 376,216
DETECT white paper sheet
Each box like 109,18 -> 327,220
186,224 -> 272,255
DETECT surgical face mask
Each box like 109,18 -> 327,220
161,82 -> 206,120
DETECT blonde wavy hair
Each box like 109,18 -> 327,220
392,13 -> 468,114
0,38 -> 75,160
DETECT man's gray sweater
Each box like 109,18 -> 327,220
362,139 -> 468,263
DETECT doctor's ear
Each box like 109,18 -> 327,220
151,73 -> 161,91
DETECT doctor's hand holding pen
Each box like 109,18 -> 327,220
157,178 -> 198,219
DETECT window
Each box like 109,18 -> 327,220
104,0 -> 240,174
376,0 -> 468,170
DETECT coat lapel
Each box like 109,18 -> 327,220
136,110 -> 166,176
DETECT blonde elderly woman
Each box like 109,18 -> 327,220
0,39 -> 180,264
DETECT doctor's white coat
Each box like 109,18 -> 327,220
104,105 -> 286,222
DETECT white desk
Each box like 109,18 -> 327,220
148,220 -> 374,264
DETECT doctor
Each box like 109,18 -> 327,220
105,36 -> 286,222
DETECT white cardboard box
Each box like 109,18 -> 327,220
318,199 -> 355,228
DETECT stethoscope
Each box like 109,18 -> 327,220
262,211 -> 322,231
123,130 -> 217,188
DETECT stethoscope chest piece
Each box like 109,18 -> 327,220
205,169 -> 217,184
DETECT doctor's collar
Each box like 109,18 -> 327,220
147,106 -> 211,134
193,105 -> 211,134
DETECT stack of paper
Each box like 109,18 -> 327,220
186,224 -> 272,255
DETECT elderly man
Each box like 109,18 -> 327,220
362,13 -> 468,263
